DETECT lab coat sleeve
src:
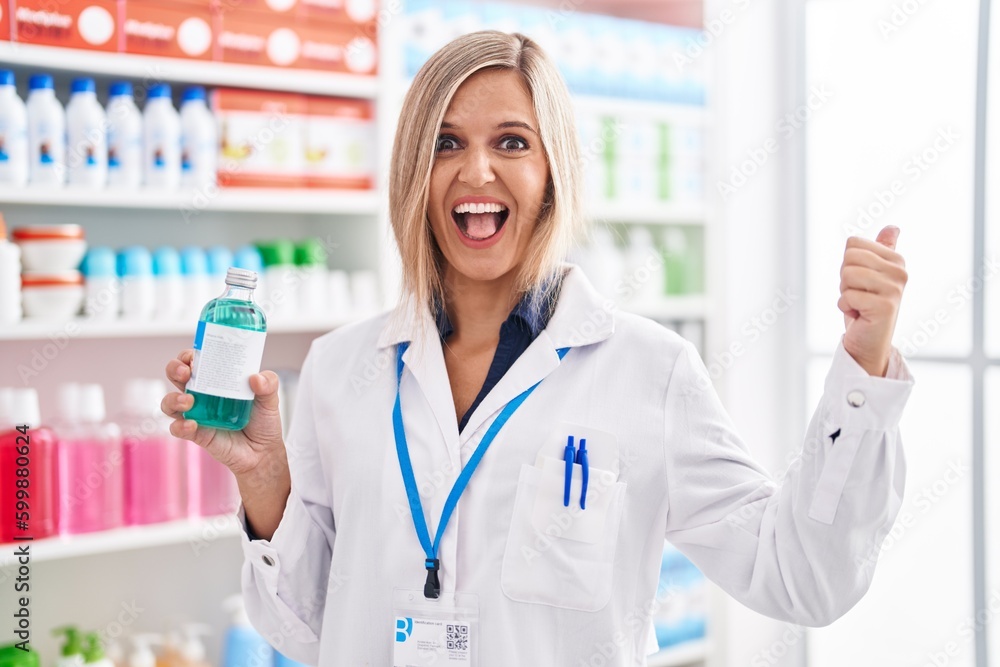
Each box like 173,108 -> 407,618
662,337 -> 914,627
239,344 -> 335,664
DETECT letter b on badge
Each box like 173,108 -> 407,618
395,617 -> 413,642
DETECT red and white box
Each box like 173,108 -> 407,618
304,96 -> 374,189
0,3 -> 10,41
298,0 -> 377,27
296,16 -> 376,74
216,7 -> 300,68
212,87 -> 307,188
214,0 -> 297,15
13,0 -> 118,52
122,0 -> 214,60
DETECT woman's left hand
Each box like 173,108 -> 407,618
838,225 -> 908,377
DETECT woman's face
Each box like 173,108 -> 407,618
427,68 -> 550,285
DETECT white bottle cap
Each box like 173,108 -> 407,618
11,389 -> 40,428
57,383 -> 81,423
78,384 -> 106,423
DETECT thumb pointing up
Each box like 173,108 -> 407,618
876,225 -> 900,251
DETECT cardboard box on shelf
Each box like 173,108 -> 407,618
296,16 -> 376,75
213,87 -> 307,188
305,96 -> 374,189
122,0 -> 214,60
214,0 -> 297,17
216,7 -> 301,68
13,0 -> 118,52
298,0 -> 377,26
0,2 -> 9,40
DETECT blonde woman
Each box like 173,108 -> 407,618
161,31 -> 913,665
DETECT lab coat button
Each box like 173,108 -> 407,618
846,390 -> 866,408
262,554 -> 275,566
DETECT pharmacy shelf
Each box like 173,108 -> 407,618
588,200 -> 706,226
623,295 -> 707,321
647,639 -> 708,667
573,94 -> 707,124
0,517 -> 242,565
0,187 -> 380,216
0,42 -> 378,98
0,316 -> 354,341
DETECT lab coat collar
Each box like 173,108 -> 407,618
375,263 -> 615,351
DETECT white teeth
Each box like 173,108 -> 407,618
452,202 -> 507,214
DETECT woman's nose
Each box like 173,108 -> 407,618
457,146 -> 496,188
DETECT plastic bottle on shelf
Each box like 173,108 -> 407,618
118,246 -> 156,320
53,627 -> 86,667
206,245 -> 234,281
623,226 -> 665,306
81,247 -> 121,320
295,238 -> 328,318
143,84 -> 181,190
184,268 -> 267,431
26,73 -> 66,187
126,634 -> 161,667
328,270 -> 352,320
233,245 -> 265,309
256,240 -> 297,322
106,81 -> 143,190
153,247 -> 184,322
180,246 -> 211,323
83,632 -> 115,667
172,624 -> 211,667
66,77 -> 108,188
0,70 -> 29,187
57,383 -> 124,534
0,388 -> 58,542
222,596 -> 274,667
350,270 -> 380,317
0,214 -> 22,325
121,378 -> 185,526
179,86 -> 217,191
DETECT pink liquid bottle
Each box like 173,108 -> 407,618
56,383 -> 124,534
0,388 -> 58,542
121,379 -> 186,525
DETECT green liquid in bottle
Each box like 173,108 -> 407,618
184,277 -> 267,431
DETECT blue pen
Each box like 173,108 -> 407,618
576,438 -> 589,510
563,435 -> 575,507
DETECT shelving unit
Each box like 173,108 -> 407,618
0,316 -> 355,341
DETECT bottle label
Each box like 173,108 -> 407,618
187,321 -> 266,400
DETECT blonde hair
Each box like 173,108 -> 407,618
388,30 -> 583,325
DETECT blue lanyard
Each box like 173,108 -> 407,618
393,341 -> 569,598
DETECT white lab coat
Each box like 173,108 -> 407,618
239,264 -> 914,666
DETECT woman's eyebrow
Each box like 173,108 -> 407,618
439,120 -> 538,135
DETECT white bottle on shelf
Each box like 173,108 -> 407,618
66,77 -> 108,188
0,214 -> 21,325
106,81 -> 143,190
118,246 -> 156,320
143,84 -> 181,191
26,73 -> 66,187
0,70 -> 28,188
180,86 -> 217,191
623,226 -> 665,306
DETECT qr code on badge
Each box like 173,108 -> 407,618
446,624 -> 469,651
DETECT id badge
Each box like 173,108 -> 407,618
392,589 -> 479,667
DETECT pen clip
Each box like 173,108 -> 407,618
563,435 -> 575,507
576,438 -> 589,510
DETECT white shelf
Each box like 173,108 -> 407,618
0,187 -> 379,216
624,295 -> 707,320
573,95 -> 707,124
647,639 -> 708,667
0,316 -> 353,341
0,517 -> 242,564
588,201 -> 706,226
0,42 -> 378,98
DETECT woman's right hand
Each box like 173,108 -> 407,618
161,349 -> 287,484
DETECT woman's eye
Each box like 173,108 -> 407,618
435,135 -> 460,152
499,135 -> 529,152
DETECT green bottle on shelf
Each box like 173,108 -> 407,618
184,267 -> 267,431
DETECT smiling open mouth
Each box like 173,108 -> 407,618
451,202 -> 510,241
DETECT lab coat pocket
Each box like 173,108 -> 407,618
808,431 -> 864,525
500,462 -> 626,612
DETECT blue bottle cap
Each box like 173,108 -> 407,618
109,81 -> 133,98
148,84 -> 172,99
180,246 -> 208,276
206,246 -> 234,276
152,247 -> 182,277
232,245 -> 264,273
117,246 -> 153,277
182,86 -> 207,103
28,74 -> 54,91
71,77 -> 96,94
0,70 -> 14,87
80,248 -> 118,278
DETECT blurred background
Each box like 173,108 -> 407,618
0,0 -> 996,665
